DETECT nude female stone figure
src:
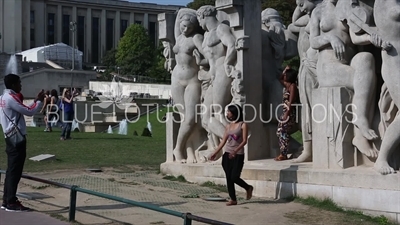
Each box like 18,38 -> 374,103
195,5 -> 237,139
171,8 -> 204,162
289,0 -> 323,163
373,0 -> 400,175
309,0 -> 383,157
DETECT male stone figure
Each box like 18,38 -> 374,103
373,0 -> 400,175
195,5 -> 237,140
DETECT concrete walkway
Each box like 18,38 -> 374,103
0,169 -> 382,225
0,209 -> 69,225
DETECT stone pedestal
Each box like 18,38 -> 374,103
216,0 -> 268,161
312,87 -> 355,169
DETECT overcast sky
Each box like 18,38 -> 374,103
128,0 -> 191,6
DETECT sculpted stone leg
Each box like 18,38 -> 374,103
293,62 -> 317,163
173,81 -> 201,163
351,53 -> 378,139
374,116 -> 400,175
293,141 -> 312,162
171,81 -> 186,161
350,53 -> 379,156
207,67 -> 232,139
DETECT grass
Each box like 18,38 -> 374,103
292,197 -> 394,225
200,181 -> 228,193
0,107 -> 168,172
162,175 -> 187,182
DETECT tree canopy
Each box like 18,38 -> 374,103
115,24 -> 155,76
187,0 -> 216,10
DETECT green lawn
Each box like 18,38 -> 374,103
0,108 -> 169,172
0,106 -> 304,173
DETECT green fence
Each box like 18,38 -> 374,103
0,170 -> 233,225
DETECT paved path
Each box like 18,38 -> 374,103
0,169 -> 381,225
0,209 -> 69,225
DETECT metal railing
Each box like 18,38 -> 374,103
0,170 -> 233,225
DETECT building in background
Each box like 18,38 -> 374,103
0,0 -> 182,66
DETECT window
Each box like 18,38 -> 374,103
77,16 -> 85,52
135,20 -> 142,25
149,22 -> 156,45
47,13 -> 55,44
106,18 -> 114,51
120,19 -> 128,37
62,14 -> 70,45
30,11 -> 35,23
92,17 -> 100,63
30,28 -> 35,42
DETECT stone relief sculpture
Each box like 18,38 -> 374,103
170,8 -> 205,163
162,41 -> 175,73
373,0 -> 400,175
159,0 -> 400,174
309,0 -> 383,158
261,8 -> 302,157
288,0 -> 323,162
195,5 -> 237,140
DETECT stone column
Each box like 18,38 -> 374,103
57,5 -> 62,43
115,10 -> 121,47
22,0 -> 30,50
2,0 -> 23,53
0,0 -> 3,52
101,9 -> 106,59
144,13 -> 149,30
312,87 -> 355,169
72,6 -> 77,47
35,0 -> 46,47
129,12 -> 135,25
216,0 -> 268,160
85,8 -> 92,62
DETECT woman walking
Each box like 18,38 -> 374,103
209,104 -> 253,206
275,66 -> 299,161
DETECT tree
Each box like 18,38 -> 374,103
147,42 -> 171,83
101,48 -> 117,80
116,24 -> 155,76
187,0 -> 215,10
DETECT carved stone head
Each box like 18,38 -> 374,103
261,8 -> 283,28
196,5 -> 218,30
296,0 -> 322,15
178,12 -> 199,36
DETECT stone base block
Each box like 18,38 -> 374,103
161,160 -> 400,224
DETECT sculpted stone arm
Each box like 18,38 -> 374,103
217,24 -> 237,76
349,30 -> 371,45
349,28 -> 392,50
292,6 -> 304,24
294,15 -> 310,27
193,34 -> 209,67
288,23 -> 302,33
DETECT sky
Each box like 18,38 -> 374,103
128,0 -> 191,6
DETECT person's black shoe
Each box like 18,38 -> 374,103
5,201 -> 31,212
1,201 -> 6,210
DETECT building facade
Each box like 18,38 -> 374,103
0,0 -> 182,65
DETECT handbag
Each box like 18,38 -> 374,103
1,97 -> 26,148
